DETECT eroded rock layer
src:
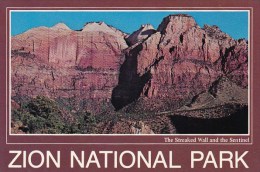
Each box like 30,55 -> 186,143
112,14 -> 248,110
12,15 -> 248,114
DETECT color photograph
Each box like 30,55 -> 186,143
10,11 -> 249,134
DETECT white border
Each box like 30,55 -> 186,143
6,8 -> 253,145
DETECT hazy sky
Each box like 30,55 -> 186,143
11,11 -> 249,39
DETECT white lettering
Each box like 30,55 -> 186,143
8,151 -> 22,168
191,151 -> 204,168
119,151 -> 135,168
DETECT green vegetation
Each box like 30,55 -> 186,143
11,96 -> 171,134
11,96 -> 97,134
13,96 -> 68,134
76,111 -> 98,134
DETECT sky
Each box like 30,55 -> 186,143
11,11 -> 249,39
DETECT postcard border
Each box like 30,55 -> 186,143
6,7 -> 253,145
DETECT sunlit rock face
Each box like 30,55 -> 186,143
112,14 -> 247,110
12,15 -> 248,113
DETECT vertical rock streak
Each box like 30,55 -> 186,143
11,15 -> 248,112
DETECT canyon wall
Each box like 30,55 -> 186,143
11,14 -> 248,114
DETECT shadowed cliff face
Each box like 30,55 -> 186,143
111,43 -> 152,110
12,14 -> 248,117
170,105 -> 248,134
111,14 -> 248,111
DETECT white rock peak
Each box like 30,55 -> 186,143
126,24 -> 156,45
140,24 -> 155,30
51,23 -> 71,30
82,22 -> 116,33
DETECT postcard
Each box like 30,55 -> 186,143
0,0 -> 259,171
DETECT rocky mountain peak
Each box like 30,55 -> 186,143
81,22 -> 128,39
82,22 -> 110,32
51,23 -> 71,30
203,24 -> 230,40
126,24 -> 156,45
157,14 -> 197,34
141,24 -> 154,30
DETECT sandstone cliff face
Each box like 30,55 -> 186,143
125,24 -> 156,46
12,23 -> 72,63
12,22 -> 128,113
12,14 -> 248,114
12,22 -> 128,68
111,14 -> 248,110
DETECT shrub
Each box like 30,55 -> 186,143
12,96 -> 100,134
13,96 -> 67,134
77,111 -> 97,134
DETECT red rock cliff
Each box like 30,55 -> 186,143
111,14 -> 248,110
11,15 -> 248,113
11,22 -> 128,113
